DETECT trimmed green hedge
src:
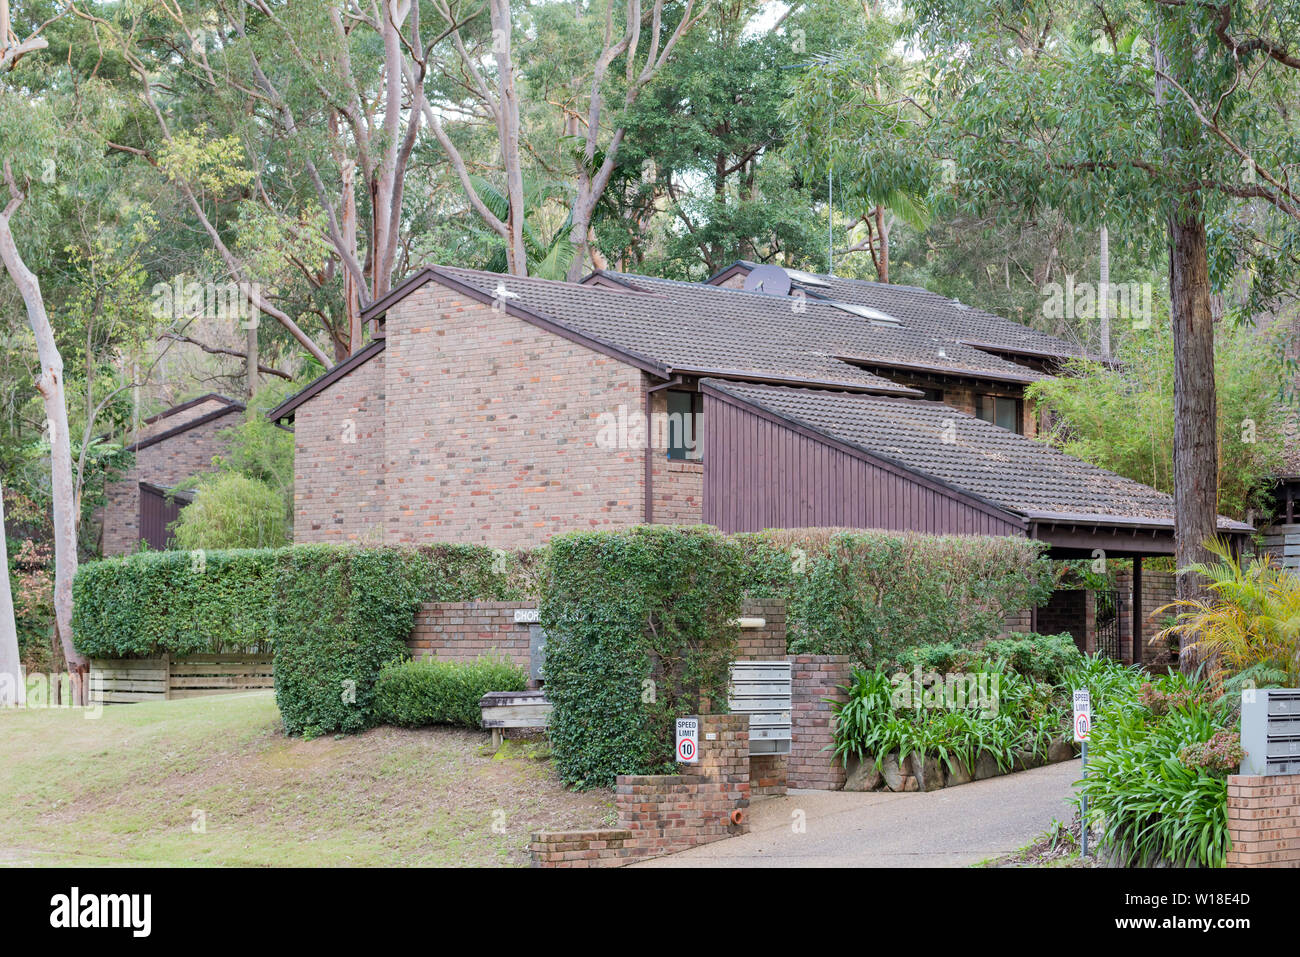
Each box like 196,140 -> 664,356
540,526 -> 745,789
72,543 -> 539,660
271,545 -> 432,736
740,529 -> 1053,667
373,655 -> 527,728
71,548 -> 277,658
72,542 -> 541,737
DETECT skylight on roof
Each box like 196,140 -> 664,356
785,269 -> 831,288
829,302 -> 902,326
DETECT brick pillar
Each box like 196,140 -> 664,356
788,654 -> 852,790
1226,774 -> 1300,867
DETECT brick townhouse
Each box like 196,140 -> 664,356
269,263 -> 1250,658
99,394 -> 243,554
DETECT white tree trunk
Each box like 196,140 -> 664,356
0,481 -> 24,707
0,162 -> 86,704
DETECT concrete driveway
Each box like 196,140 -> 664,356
633,758 -> 1081,867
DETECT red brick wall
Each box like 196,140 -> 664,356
379,283 -> 646,547
788,654 -> 852,790
530,713 -> 751,866
406,601 -> 535,676
1116,569 -> 1177,667
293,351 -> 387,544
100,401 -> 239,555
647,387 -> 703,525
1226,774 -> 1300,867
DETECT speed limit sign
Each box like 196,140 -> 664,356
675,717 -> 699,764
1073,689 -> 1091,743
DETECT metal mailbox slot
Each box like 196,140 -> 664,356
1242,689 -> 1300,776
729,661 -> 792,756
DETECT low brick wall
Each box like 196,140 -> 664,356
788,655 -> 852,790
1226,773 -> 1300,867
406,601 -> 535,678
530,713 -> 751,867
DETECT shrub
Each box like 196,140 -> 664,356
1076,671 -> 1236,867
981,632 -> 1083,684
766,530 -> 1052,667
541,526 -> 745,789
170,473 -> 291,550
373,655 -> 527,728
72,548 -> 276,658
833,643 -> 1140,777
271,545 -> 431,737
1157,538 -> 1300,686
73,541 -> 537,735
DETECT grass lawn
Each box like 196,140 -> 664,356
0,693 -> 614,867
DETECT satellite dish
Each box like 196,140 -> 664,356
743,264 -> 792,297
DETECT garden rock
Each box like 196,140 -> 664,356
945,759 -> 973,786
909,752 -> 946,791
973,750 -> 1001,780
1047,735 -> 1074,763
881,751 -> 908,791
844,756 -> 883,792
1014,749 -> 1042,772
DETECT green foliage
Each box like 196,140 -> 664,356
72,548 -> 276,658
73,541 -> 536,737
540,526 -> 745,789
170,473 -> 291,551
833,641 -> 1138,778
1076,671 -> 1236,868
1157,538 -> 1300,686
768,530 -> 1052,667
980,633 -> 1084,685
373,655 -> 528,729
270,545 -> 433,737
209,383 -> 297,509
1028,325 -> 1289,521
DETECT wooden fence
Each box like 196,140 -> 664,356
89,654 -> 274,704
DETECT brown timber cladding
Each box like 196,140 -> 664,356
702,388 -> 1025,536
89,654 -> 274,703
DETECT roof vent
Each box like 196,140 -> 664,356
743,264 -> 792,296
830,302 -> 903,326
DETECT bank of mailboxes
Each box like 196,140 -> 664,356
1240,689 -> 1300,776
728,661 -> 792,756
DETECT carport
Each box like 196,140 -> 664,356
698,378 -> 1253,663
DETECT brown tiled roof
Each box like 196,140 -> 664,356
128,394 -> 244,451
703,378 -> 1251,530
427,265 -> 1046,391
701,262 -> 1088,364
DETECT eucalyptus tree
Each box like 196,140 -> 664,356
900,0 -> 1300,667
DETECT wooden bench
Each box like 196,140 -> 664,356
479,690 -> 552,747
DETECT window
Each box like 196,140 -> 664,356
975,394 -> 1023,434
918,387 -> 944,402
665,390 -> 704,461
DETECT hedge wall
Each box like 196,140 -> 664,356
540,526 -> 745,789
737,528 -> 1053,668
71,549 -> 277,658
72,542 -> 540,736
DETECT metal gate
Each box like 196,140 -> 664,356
1093,588 -> 1122,661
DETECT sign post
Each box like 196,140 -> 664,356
1073,688 -> 1091,857
675,717 -> 699,764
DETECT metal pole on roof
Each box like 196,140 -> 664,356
828,78 -> 834,275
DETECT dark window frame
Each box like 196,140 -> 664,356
665,390 -> 704,462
